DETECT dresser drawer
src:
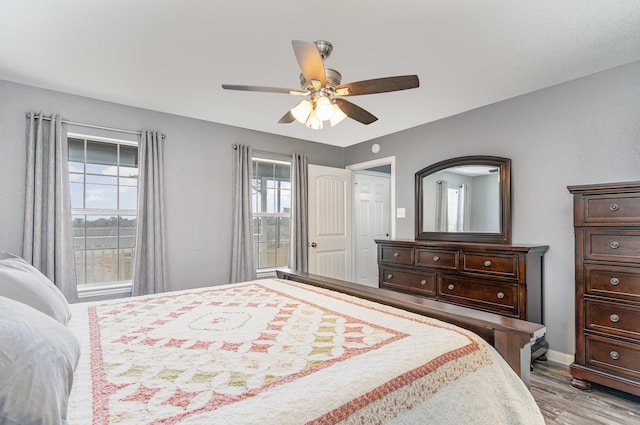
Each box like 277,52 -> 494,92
585,334 -> 640,379
585,230 -> 640,263
380,268 -> 436,297
415,248 -> 458,270
585,300 -> 640,341
461,252 -> 519,279
438,275 -> 519,317
583,193 -> 640,226
585,264 -> 640,301
379,246 -> 414,266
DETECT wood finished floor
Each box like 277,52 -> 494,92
530,360 -> 640,424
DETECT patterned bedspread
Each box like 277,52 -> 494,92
67,278 -> 544,424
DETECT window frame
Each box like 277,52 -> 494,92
68,132 -> 139,298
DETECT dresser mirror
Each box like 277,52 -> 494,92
415,155 -> 511,243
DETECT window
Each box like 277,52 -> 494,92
252,158 -> 291,270
68,136 -> 138,289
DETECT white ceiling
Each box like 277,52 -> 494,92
2,1 -> 640,147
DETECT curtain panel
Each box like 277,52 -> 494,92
231,144 -> 256,282
289,153 -> 308,272
23,112 -> 78,302
133,130 -> 167,296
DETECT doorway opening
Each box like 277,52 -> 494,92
347,156 -> 395,287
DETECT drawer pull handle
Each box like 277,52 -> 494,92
610,241 -> 620,249
609,203 -> 619,211
393,252 -> 399,258
610,351 -> 620,360
447,284 -> 455,291
610,314 -> 620,323
483,260 -> 492,267
420,280 -> 427,286
497,292 -> 505,299
387,274 -> 393,280
433,256 -> 440,262
610,277 -> 620,286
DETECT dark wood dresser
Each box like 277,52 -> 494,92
376,239 -> 548,358
568,182 -> 640,396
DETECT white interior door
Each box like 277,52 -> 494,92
308,165 -> 352,280
353,172 -> 390,287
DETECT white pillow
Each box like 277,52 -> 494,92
0,254 -> 71,324
0,296 -> 81,425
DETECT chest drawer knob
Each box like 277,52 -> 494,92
420,280 -> 427,286
609,203 -> 619,211
610,241 -> 620,249
610,277 -> 620,286
496,291 -> 505,299
610,314 -> 620,323
483,260 -> 492,267
610,351 -> 620,360
433,256 -> 440,262
387,274 -> 393,280
447,284 -> 455,291
393,252 -> 399,258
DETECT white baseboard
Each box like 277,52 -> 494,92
544,349 -> 574,365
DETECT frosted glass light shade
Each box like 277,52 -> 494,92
305,110 -> 323,130
315,96 -> 334,121
291,100 -> 312,123
330,103 -> 347,126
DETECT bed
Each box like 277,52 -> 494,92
0,253 -> 545,424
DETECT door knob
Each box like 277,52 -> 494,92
310,242 -> 317,248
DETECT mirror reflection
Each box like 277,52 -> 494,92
421,165 -> 500,233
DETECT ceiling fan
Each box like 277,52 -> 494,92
222,40 -> 420,130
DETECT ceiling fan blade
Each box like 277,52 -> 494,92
335,75 -> 419,96
222,84 -> 304,95
278,110 -> 296,124
292,40 -> 326,86
334,98 -> 378,125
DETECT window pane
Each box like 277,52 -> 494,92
275,163 -> 290,180
119,216 -> 137,248
255,161 -> 274,178
68,138 -> 85,163
278,188 -> 291,213
119,186 -> 138,210
85,184 -> 117,209
87,141 -> 117,167
69,181 -> 84,209
120,145 -> 138,168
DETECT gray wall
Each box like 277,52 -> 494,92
0,79 -> 344,291
345,60 -> 640,356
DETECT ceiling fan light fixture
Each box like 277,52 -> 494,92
314,96 -> 334,121
291,99 -> 312,123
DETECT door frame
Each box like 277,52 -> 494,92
346,156 -> 396,281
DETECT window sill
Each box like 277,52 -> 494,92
256,268 -> 279,279
77,281 -> 132,300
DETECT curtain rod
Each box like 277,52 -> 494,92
232,144 -> 291,159
25,112 -> 165,139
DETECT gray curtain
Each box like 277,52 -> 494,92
289,153 -> 308,272
435,180 -> 449,232
231,144 -> 256,282
133,130 -> 167,296
23,112 -> 78,302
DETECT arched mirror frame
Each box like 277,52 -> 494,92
415,155 -> 511,244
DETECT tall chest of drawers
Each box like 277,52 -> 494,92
568,182 -> 640,396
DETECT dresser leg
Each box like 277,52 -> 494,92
570,377 -> 591,391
